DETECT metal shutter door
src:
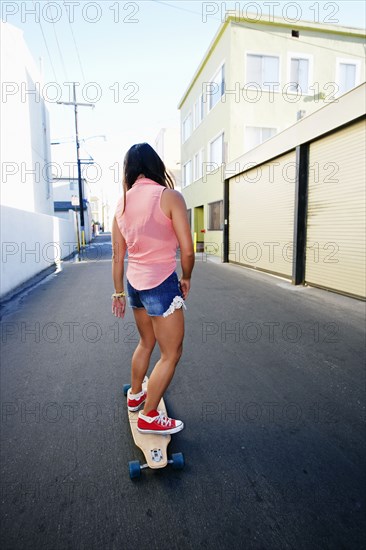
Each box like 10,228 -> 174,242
306,119 -> 366,299
229,150 -> 296,278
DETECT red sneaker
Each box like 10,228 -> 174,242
127,388 -> 147,411
137,409 -> 184,435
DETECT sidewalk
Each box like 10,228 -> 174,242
1,234 -> 365,550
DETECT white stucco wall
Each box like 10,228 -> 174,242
0,22 -> 80,297
0,206 -> 78,298
0,22 -> 53,215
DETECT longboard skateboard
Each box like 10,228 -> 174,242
123,376 -> 184,479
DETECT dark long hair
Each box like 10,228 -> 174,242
120,143 -> 175,215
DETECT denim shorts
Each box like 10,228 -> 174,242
126,270 -> 187,317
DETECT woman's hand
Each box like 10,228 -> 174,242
179,278 -> 191,300
112,296 -> 126,318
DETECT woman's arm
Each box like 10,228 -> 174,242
111,215 -> 127,317
167,190 -> 195,299
112,215 -> 127,291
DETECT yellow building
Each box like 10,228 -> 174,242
178,13 -> 365,257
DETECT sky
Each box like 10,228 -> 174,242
2,0 -> 366,207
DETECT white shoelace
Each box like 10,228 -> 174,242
155,411 -> 172,427
129,390 -> 145,400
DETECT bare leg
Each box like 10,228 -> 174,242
131,308 -> 156,394
142,308 -> 184,414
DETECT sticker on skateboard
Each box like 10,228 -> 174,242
123,376 -> 185,479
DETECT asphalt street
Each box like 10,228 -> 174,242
1,233 -> 365,550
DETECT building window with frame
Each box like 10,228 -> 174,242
199,92 -> 204,122
208,64 -> 225,111
208,200 -> 224,230
194,93 -> 204,128
246,54 -> 280,91
69,180 -> 77,191
336,60 -> 358,95
183,160 -> 192,188
245,126 -> 277,151
193,100 -> 199,130
182,113 -> 192,142
289,56 -> 309,93
193,149 -> 204,181
207,133 -> 224,172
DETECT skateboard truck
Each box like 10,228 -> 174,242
128,452 -> 185,479
151,448 -> 163,462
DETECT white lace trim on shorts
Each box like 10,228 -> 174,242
162,296 -> 187,318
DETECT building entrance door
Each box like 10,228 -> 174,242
194,205 -> 204,252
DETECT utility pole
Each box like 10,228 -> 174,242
57,83 -> 94,247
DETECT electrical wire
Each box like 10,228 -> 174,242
153,0 -> 209,17
152,0 -> 366,59
63,0 -> 87,83
31,0 -> 58,82
49,3 -> 69,81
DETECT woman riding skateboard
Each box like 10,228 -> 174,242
111,143 -> 195,436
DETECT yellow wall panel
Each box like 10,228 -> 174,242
229,150 -> 296,277
306,118 -> 366,298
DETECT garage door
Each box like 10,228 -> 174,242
229,150 -> 296,278
305,118 -> 366,299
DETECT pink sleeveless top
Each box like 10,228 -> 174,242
115,178 -> 179,290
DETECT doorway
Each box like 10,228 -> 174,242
194,205 -> 204,253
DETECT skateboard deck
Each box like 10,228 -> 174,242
123,376 -> 184,479
128,376 -> 170,469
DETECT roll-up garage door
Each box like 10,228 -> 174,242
305,118 -> 366,299
229,150 -> 296,278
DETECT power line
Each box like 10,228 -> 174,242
63,0 -> 87,83
50,3 -> 69,81
153,0 -> 208,17
152,1 -> 365,59
32,0 -> 58,82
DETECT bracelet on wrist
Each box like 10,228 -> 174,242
111,291 -> 126,299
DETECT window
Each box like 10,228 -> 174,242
246,54 -> 280,90
335,58 -> 360,96
182,113 -> 192,142
199,92 -> 204,122
194,93 -> 204,128
193,100 -> 199,130
200,92 -> 205,121
208,201 -> 223,230
69,180 -> 77,191
245,127 -> 277,151
193,149 -> 204,181
338,63 -> 356,94
289,57 -> 309,93
208,64 -> 225,111
208,133 -> 224,171
183,160 -> 192,188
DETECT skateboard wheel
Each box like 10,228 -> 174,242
123,384 -> 131,396
128,460 -> 141,479
171,452 -> 185,470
